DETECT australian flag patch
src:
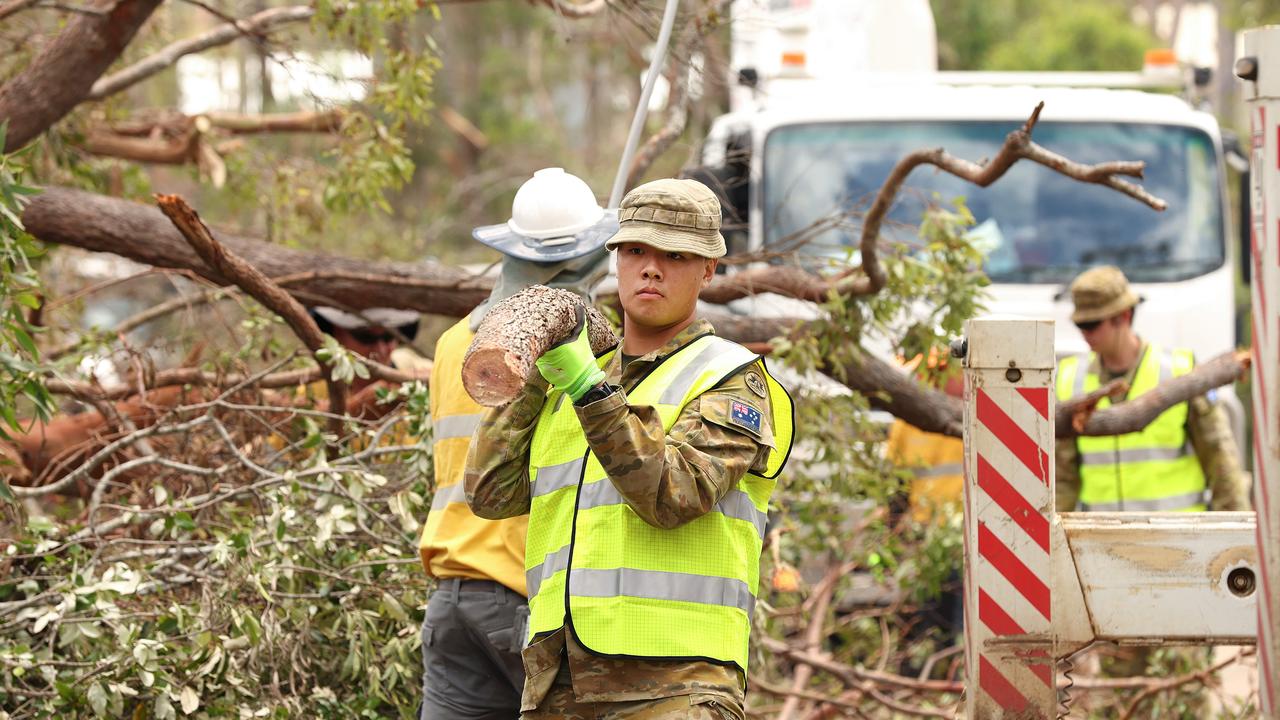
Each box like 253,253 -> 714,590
729,400 -> 762,435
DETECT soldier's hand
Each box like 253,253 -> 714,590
535,305 -> 605,401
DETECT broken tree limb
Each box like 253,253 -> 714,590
463,286 -> 618,407
1059,378 -> 1130,434
21,187 -> 492,317
154,194 -> 346,431
1058,349 -> 1252,438
87,5 -> 317,101
0,0 -> 164,152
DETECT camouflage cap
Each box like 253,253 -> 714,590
605,178 -> 727,258
1069,265 -> 1142,323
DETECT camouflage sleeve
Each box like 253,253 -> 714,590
575,368 -> 774,530
1188,395 -> 1252,511
463,377 -> 549,519
1055,439 -> 1081,512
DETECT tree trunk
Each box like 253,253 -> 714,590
21,187 -> 492,316
0,0 -> 165,152
463,286 -> 618,407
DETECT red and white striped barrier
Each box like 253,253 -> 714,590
1240,26 -> 1280,719
962,317 -> 1056,719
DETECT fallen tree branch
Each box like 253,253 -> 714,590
1059,349 -> 1251,438
87,5 -> 317,100
0,0 -> 164,152
21,187 -> 492,317
0,0 -> 40,21
154,194 -> 346,434
1059,378 -> 1129,435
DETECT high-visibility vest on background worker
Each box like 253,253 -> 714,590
418,319 -> 529,594
1055,344 -> 1207,512
524,335 -> 794,673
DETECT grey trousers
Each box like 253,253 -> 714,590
420,578 -> 527,720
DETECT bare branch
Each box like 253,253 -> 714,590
0,0 -> 40,21
88,5 -> 315,100
0,0 -> 164,152
154,194 -> 347,432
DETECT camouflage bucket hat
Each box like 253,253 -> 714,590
1069,265 -> 1143,323
605,178 -> 727,258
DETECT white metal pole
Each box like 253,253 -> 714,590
1239,26 -> 1280,719
959,316 -> 1057,719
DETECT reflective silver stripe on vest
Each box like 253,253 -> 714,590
1079,443 -> 1193,466
657,340 -> 729,405
430,482 -> 466,511
1080,490 -> 1208,512
576,479 -> 767,538
532,458 -> 585,497
1157,349 -> 1175,383
526,544 -> 572,598
914,462 -> 964,478
1071,354 -> 1090,398
569,567 -> 755,616
433,413 -> 483,441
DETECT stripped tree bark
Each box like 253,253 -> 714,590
154,194 -> 347,435
462,286 -> 618,407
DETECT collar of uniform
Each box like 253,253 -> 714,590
1091,339 -> 1150,387
605,318 -> 717,388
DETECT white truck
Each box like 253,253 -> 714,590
698,0 -> 1248,438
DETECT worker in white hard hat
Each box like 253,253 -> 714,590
417,168 -> 611,720
308,306 -> 426,389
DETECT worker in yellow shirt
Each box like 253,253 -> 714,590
885,352 -> 964,653
417,169 -> 614,719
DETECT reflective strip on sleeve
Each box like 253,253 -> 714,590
1080,490 -> 1208,512
1079,444 -> 1193,466
526,543 -> 572,597
569,567 -> 755,616
433,413 -> 483,441
429,482 -> 467,511
531,458 -> 585,497
914,462 -> 964,478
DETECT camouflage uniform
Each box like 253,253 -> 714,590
465,318 -> 770,718
1054,346 -> 1251,513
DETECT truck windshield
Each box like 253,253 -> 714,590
762,121 -> 1224,283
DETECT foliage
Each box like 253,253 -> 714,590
0,384 -> 434,719
933,0 -> 1157,72
984,1 -> 1158,72
0,126 -> 54,502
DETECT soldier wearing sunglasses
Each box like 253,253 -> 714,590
1054,265 -> 1249,516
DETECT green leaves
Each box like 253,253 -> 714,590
0,124 -> 54,505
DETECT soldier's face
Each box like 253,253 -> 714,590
615,242 -> 717,331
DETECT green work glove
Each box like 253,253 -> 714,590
535,305 -> 605,402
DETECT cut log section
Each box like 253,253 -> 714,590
463,286 -> 619,407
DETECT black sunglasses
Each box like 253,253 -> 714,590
1074,319 -> 1103,332
349,321 -> 420,345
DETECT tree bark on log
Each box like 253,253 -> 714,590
21,187 -> 493,316
0,0 -> 164,152
463,286 -> 618,407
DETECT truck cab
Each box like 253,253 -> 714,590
697,0 -> 1246,444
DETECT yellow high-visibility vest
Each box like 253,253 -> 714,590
1056,345 -> 1206,512
418,319 -> 528,594
524,334 -> 793,673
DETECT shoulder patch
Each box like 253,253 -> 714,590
729,400 -> 763,434
744,370 -> 767,398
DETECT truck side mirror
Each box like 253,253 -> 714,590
682,129 -> 753,264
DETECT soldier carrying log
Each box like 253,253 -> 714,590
464,178 -> 795,718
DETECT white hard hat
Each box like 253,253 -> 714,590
311,306 -> 420,330
472,168 -> 618,263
